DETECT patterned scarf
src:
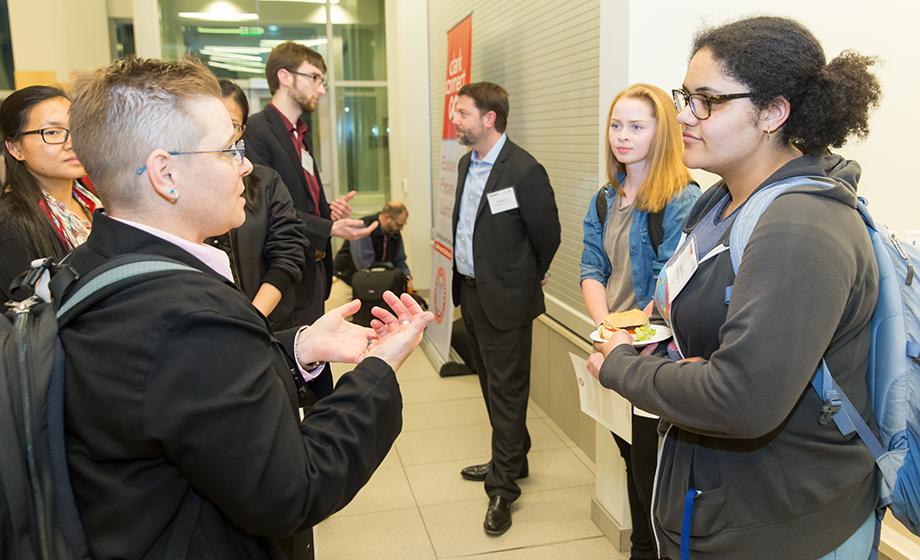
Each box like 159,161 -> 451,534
38,181 -> 102,250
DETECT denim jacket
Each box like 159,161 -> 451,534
579,180 -> 701,308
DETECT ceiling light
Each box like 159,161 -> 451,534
179,11 -> 258,21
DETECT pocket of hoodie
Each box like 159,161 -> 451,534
656,436 -> 731,538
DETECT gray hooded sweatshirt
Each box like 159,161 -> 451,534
600,154 -> 879,559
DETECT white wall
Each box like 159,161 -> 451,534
626,1 -> 920,234
386,0 -> 433,290
8,0 -> 111,85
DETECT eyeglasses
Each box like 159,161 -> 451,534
21,127 -> 70,145
288,69 -> 327,88
672,88 -> 754,120
135,140 -> 246,175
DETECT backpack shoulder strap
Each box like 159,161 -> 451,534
728,176 -> 837,276
595,185 -> 610,225
56,255 -> 200,326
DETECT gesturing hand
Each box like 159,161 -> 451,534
331,218 -> 378,241
295,299 -> 377,365
365,291 -> 434,371
330,190 -> 357,221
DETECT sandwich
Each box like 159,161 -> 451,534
599,308 -> 656,342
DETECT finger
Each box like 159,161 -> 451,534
337,218 -> 365,228
371,304 -> 397,324
400,292 -> 423,315
339,190 -> 357,203
638,342 -> 659,357
361,221 -> 379,234
382,290 -> 410,322
333,299 -> 361,318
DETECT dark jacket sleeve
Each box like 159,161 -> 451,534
599,193 -> 871,439
144,310 -> 402,537
0,218 -> 36,302
518,161 -> 561,276
261,170 -> 308,292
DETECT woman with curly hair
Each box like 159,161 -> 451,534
588,16 -> 882,560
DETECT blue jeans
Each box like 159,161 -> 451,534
816,513 -> 877,560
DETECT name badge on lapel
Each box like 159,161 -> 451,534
301,148 -> 315,176
487,186 -> 518,214
666,237 -> 698,304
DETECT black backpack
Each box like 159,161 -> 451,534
595,185 -> 664,251
0,255 -> 200,559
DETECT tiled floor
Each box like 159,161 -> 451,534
315,280 -> 626,559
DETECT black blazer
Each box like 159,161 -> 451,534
452,138 -> 561,331
207,164 -> 308,330
61,212 -> 402,559
244,107 -> 333,313
0,210 -> 67,302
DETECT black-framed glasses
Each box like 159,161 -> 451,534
135,140 -> 246,175
21,127 -> 70,145
672,88 -> 754,120
287,69 -> 327,88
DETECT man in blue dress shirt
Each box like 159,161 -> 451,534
450,82 -> 561,536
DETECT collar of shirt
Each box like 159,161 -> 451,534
109,215 -> 234,282
471,133 -> 507,165
268,103 -> 308,138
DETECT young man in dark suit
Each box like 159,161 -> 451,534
451,82 -> 561,535
65,56 -> 432,560
244,42 -> 376,397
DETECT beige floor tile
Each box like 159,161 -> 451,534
528,399 -> 546,418
397,350 -> 441,381
405,447 -> 595,507
335,466 -> 416,517
542,414 -> 578,448
442,537 -> 626,559
404,455 -> 491,507
419,485 -> 600,558
315,507 -> 436,560
396,417 -> 567,467
402,397 -> 489,432
379,445 -> 401,470
396,423 -> 492,466
399,375 -> 483,404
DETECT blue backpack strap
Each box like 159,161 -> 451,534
810,361 -> 886,459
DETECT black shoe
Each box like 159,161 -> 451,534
439,361 -> 474,377
483,495 -> 512,535
460,463 -> 529,482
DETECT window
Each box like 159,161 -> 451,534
157,0 -> 389,207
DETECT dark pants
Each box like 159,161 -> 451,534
294,261 -> 333,400
460,281 -> 532,502
612,413 -> 660,560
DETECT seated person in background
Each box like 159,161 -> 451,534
64,56 -> 433,560
334,200 -> 411,288
0,86 -> 100,301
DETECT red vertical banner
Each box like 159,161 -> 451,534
426,14 -> 472,365
442,15 -> 472,140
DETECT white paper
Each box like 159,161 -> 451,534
569,353 -> 632,443
487,186 -> 519,214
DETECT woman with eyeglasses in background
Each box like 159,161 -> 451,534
0,85 -> 100,301
587,16 -> 882,560
207,79 -> 308,330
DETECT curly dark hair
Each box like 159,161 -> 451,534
692,16 -> 881,154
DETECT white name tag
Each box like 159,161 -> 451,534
666,237 -> 698,304
487,186 -> 519,214
301,148 -> 315,176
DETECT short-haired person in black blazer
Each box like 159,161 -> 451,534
244,41 -> 377,397
451,82 -> 561,535
65,56 -> 432,560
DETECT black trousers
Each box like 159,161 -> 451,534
612,413 -> 660,560
460,281 -> 532,502
294,261 -> 333,400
